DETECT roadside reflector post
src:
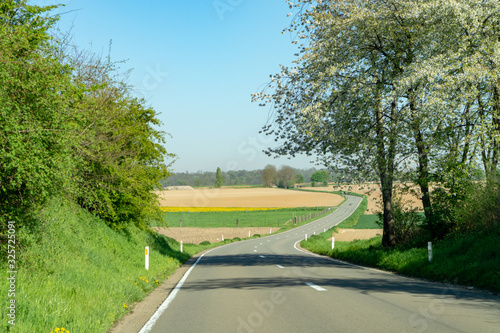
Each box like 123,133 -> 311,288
332,237 -> 335,249
222,235 -> 224,241
180,241 -> 183,253
248,230 -> 251,237
324,228 -> 326,233
145,246 -> 149,270
305,233 -> 308,241
428,242 -> 433,262
269,228 -> 272,234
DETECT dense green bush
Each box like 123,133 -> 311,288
0,1 -> 173,232
454,176 -> 500,233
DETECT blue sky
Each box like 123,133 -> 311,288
39,0 -> 317,172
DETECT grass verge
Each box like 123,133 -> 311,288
0,198 -> 228,333
301,196 -> 500,293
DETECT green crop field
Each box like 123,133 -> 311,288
157,207 -> 333,228
351,214 -> 381,229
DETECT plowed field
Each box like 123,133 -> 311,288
302,183 -> 424,214
155,188 -> 343,208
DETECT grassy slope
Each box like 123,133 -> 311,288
0,198 -> 217,333
301,195 -> 500,293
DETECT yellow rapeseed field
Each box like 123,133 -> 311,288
160,207 -> 285,213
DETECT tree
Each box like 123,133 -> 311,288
311,170 -> 330,185
296,174 -> 305,185
215,167 -> 223,188
277,166 -> 296,189
253,0 -> 419,246
262,164 -> 277,187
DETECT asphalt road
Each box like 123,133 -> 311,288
141,195 -> 500,333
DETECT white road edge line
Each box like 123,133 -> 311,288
276,265 -> 285,268
293,240 -> 395,275
138,248 -> 216,333
306,282 -> 327,291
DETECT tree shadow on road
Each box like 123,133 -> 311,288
183,253 -> 500,308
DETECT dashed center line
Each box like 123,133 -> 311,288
276,265 -> 285,269
259,255 -> 266,258
305,282 -> 327,291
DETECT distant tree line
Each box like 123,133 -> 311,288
163,167 -> 335,188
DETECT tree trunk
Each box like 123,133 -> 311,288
375,88 -> 396,247
410,95 -> 433,221
381,181 -> 395,247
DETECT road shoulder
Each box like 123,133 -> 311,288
108,248 -> 212,333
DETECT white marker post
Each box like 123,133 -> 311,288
305,234 -> 308,241
428,242 -> 433,262
332,237 -> 335,249
248,230 -> 251,237
269,228 -> 272,234
145,246 -> 149,270
222,235 -> 224,241
180,241 -> 183,253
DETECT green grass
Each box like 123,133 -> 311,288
158,207 -> 332,228
0,198 -> 226,333
351,214 -> 381,229
302,223 -> 500,293
334,194 -> 368,229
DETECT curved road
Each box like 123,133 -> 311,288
141,195 -> 500,333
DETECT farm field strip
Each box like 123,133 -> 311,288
155,187 -> 344,208
153,227 -> 281,245
160,207 -> 297,212
159,207 -> 332,228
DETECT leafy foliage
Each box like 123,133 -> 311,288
0,1 -> 174,230
311,170 -> 330,186
262,164 -> 277,187
0,1 -> 76,225
276,165 -> 296,188
454,176 -> 500,234
376,197 -> 425,244
215,167 -> 223,188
